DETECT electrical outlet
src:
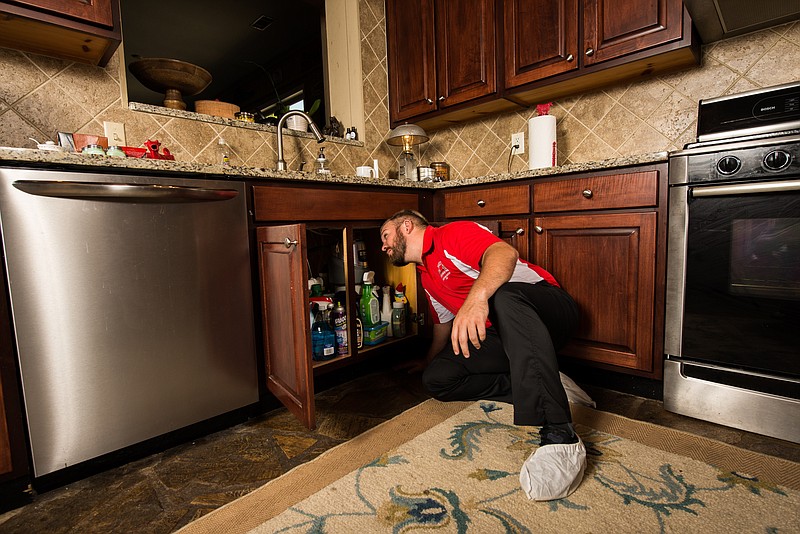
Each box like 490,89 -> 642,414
103,121 -> 126,146
511,132 -> 524,155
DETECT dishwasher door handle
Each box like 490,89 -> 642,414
13,180 -> 239,203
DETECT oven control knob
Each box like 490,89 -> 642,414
763,150 -> 791,171
716,155 -> 741,175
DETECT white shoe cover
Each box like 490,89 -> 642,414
559,372 -> 596,408
519,438 -> 587,501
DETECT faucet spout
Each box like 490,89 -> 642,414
276,110 -> 325,171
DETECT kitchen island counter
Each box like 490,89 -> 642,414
0,147 -> 668,188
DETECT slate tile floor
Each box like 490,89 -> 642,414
1,369 -> 797,533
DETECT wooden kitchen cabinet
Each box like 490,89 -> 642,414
504,0 -> 697,106
583,0 -> 684,66
388,0 -> 697,130
532,169 -> 665,377
253,184 -> 421,428
442,184 -> 530,218
257,224 -> 316,428
503,0 -> 580,87
504,0 -> 684,88
0,0 -> 120,66
10,0 -> 113,26
439,184 -> 532,260
497,218 -> 529,261
386,0 -> 519,127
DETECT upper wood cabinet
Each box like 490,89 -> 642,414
388,0 -> 698,130
435,0 -> 497,108
503,0 -> 580,88
386,0 -> 437,122
386,0 -> 503,125
0,0 -> 120,66
10,0 -> 114,27
582,0 -> 683,66
505,0 -> 690,89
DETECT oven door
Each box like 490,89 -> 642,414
666,179 -> 800,382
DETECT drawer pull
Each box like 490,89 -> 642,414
534,225 -> 543,234
566,53 -> 574,62
438,95 -> 445,102
582,189 -> 593,199
585,47 -> 595,56
426,98 -> 433,105
477,199 -> 486,207
265,237 -> 298,249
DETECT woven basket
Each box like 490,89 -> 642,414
195,100 -> 240,119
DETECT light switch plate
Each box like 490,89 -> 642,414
103,121 -> 126,146
511,132 -> 524,155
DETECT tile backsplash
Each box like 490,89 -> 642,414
1,2 -> 799,181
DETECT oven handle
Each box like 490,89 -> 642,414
691,179 -> 800,197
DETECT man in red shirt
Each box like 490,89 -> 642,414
380,209 -> 586,501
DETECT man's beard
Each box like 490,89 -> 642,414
388,230 -> 409,267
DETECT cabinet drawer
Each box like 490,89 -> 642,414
533,172 -> 658,212
253,185 -> 419,222
443,184 -> 530,218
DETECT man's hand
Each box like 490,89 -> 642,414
451,296 -> 488,358
451,241 -> 518,358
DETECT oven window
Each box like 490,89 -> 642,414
682,190 -> 800,376
730,217 -> 800,299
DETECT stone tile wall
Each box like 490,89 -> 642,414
1,2 -> 799,181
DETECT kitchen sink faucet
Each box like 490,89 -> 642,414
276,111 -> 325,171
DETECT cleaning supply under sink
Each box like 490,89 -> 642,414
359,271 -> 380,327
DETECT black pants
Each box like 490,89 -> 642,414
422,282 -> 579,426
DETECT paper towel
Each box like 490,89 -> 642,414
528,115 -> 557,170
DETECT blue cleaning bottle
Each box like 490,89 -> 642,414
311,304 -> 336,361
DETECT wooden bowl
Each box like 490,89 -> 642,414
128,58 -> 212,110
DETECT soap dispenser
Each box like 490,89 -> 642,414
315,146 -> 330,175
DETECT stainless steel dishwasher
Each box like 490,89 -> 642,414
0,167 -> 259,477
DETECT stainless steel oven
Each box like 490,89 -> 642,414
664,82 -> 800,444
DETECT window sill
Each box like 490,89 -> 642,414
128,102 -> 363,146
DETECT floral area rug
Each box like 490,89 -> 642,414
179,400 -> 799,534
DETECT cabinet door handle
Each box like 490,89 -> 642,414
426,98 -> 433,105
534,225 -> 543,234
500,227 -> 525,238
477,199 -> 486,207
582,189 -> 593,199
585,47 -> 595,56
566,54 -> 574,62
500,228 -> 525,239
265,237 -> 298,249
438,95 -> 445,102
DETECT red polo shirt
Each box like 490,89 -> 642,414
417,221 -> 559,324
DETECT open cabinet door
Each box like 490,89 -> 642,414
257,224 -> 315,429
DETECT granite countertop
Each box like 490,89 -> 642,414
0,147 -> 669,189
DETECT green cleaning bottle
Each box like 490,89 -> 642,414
359,271 -> 380,327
